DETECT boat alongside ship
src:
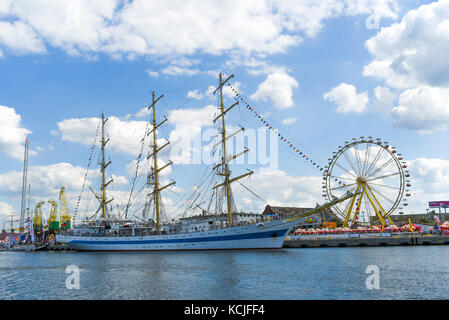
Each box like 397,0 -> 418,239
56,73 -> 355,251
1,239 -> 51,252
8,243 -> 48,252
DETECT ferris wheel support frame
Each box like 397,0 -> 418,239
323,138 -> 409,227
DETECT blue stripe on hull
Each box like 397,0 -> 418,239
69,228 -> 290,245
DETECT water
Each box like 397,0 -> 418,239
0,246 -> 448,300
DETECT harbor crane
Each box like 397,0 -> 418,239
33,201 -> 45,231
48,200 -> 59,230
59,187 -> 71,229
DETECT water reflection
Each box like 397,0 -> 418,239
0,247 -> 448,300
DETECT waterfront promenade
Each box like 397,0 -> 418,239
284,233 -> 449,248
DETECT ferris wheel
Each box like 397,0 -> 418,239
322,137 -> 411,227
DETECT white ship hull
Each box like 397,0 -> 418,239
56,218 -> 301,251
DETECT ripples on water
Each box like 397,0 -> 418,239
0,246 -> 448,300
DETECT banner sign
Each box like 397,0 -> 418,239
429,201 -> 449,208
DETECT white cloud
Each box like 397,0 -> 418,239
363,0 -> 449,89
0,105 -> 33,160
409,158 -> 449,191
57,116 -> 150,156
57,117 -> 99,144
169,57 -> 200,67
168,105 -> 217,164
205,85 -> 216,98
0,202 -> 14,223
0,0 -> 12,15
145,69 -> 159,77
5,0 -> 117,55
134,107 -> 152,119
371,85 -> 396,113
0,0 -> 400,59
111,174 -> 129,187
126,156 -> 172,180
223,81 -> 242,99
323,82 -> 369,113
282,117 -> 298,125
187,90 -> 204,100
187,80 -> 241,102
250,72 -> 299,109
56,106 -> 220,170
179,169 -> 324,215
158,57 -> 207,77
0,20 -> 46,54
391,86 -> 449,134
406,157 -> 449,214
109,0 -> 299,56
233,169 -> 323,212
0,162 -> 95,196
275,0 -> 399,37
134,107 -> 151,119
225,54 -> 288,76
161,65 -> 200,76
362,1 -> 449,134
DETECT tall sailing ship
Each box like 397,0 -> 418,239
56,73 -> 353,251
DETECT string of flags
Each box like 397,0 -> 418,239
74,121 -> 101,217
227,83 -> 346,186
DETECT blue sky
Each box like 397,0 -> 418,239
1,0 -> 449,227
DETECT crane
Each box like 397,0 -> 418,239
33,201 -> 45,231
59,187 -> 71,229
48,200 -> 59,231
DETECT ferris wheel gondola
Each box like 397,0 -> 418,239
322,138 -> 411,227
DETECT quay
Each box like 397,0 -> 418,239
284,233 -> 449,248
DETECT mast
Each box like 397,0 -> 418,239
148,91 -> 175,230
212,73 -> 253,225
19,138 -> 29,232
27,183 -> 31,218
90,113 -> 113,221
10,211 -> 15,232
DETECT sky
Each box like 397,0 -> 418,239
1,0 -> 449,228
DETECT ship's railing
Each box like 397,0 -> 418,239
57,216 -> 280,237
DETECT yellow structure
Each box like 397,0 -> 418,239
287,192 -> 358,223
48,200 -> 59,230
341,179 -> 393,228
408,218 -> 414,232
33,201 -> 45,230
59,187 -> 71,229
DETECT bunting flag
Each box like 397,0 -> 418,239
227,83 -> 346,186
74,120 -> 101,217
